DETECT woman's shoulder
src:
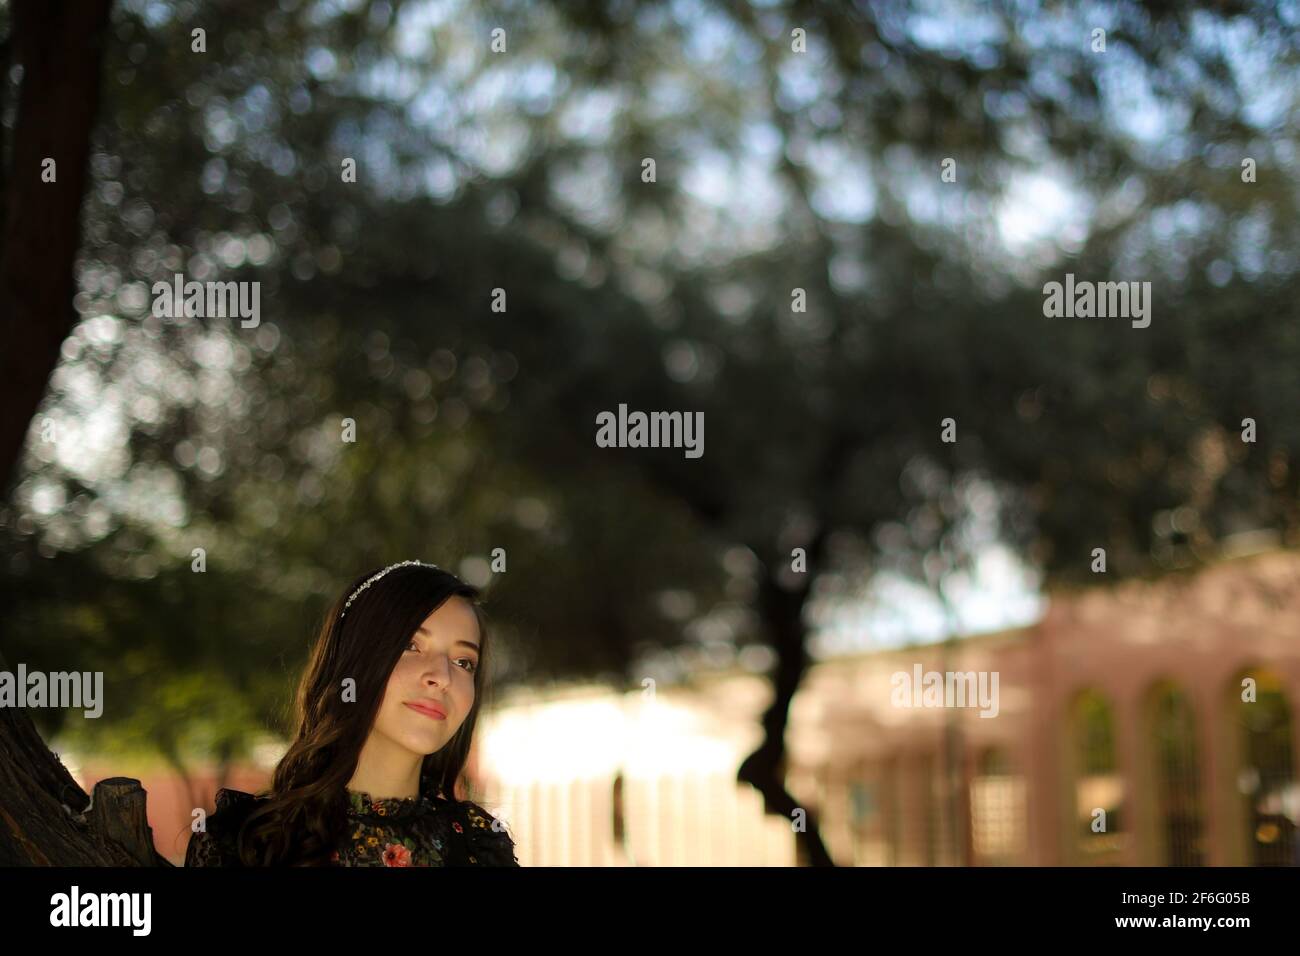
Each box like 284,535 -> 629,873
184,788 -> 267,867
452,797 -> 521,867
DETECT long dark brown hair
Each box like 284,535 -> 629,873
237,563 -> 492,866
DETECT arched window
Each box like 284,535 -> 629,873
848,771 -> 887,866
883,755 -> 902,866
1072,689 -> 1124,861
1147,683 -> 1204,865
1235,669 -> 1297,866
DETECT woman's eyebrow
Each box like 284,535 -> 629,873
415,626 -> 480,653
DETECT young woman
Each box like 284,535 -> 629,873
186,560 -> 519,866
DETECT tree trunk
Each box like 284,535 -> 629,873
737,567 -> 836,866
0,647 -> 169,864
0,0 -> 112,499
0,0 -> 158,870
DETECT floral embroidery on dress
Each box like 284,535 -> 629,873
383,843 -> 412,866
185,785 -> 520,867
337,788 -> 447,866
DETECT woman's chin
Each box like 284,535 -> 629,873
400,729 -> 448,755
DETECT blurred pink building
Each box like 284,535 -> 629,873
789,545 -> 1300,866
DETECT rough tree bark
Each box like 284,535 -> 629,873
0,647 -> 169,865
0,0 -> 167,866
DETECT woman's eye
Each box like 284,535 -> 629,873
406,642 -> 474,671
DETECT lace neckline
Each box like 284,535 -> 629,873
345,786 -> 445,820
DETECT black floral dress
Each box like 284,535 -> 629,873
185,785 -> 520,867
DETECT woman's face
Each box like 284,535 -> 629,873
370,595 -> 480,759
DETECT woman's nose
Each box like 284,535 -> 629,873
423,656 -> 452,685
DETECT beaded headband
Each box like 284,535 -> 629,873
339,560 -> 441,619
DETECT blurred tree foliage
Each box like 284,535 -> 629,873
1,0 -> 1297,865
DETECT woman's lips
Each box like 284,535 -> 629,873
405,701 -> 447,720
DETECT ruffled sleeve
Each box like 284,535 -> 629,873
185,788 -> 260,867
458,799 -> 520,867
